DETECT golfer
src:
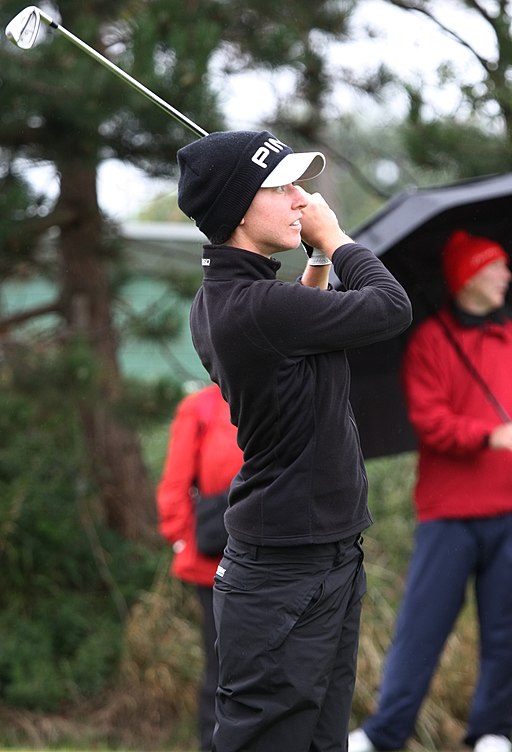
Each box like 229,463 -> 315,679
177,130 -> 412,752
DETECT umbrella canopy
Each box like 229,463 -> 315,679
333,172 -> 512,459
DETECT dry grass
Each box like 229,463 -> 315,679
1,454 -> 483,752
0,568 -> 204,751
354,454 -> 480,752
354,572 -> 478,752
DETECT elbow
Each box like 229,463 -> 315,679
399,290 -> 413,320
390,296 -> 413,333
402,302 -> 413,330
399,292 -> 413,327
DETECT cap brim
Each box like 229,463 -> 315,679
260,152 -> 325,188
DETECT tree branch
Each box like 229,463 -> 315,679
388,0 -> 492,71
315,137 -> 394,199
0,301 -> 61,332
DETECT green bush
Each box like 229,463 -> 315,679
0,393 -> 481,752
0,378 -> 161,712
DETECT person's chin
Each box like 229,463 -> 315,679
282,231 -> 302,251
273,241 -> 301,254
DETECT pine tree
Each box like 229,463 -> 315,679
0,0 -> 357,541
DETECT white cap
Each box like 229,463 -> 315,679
261,151 -> 326,187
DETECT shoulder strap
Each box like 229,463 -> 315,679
434,311 -> 511,423
196,386 -> 221,434
192,387 -> 221,493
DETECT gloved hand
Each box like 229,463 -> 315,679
302,242 -> 331,266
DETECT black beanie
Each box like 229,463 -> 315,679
177,130 -> 324,244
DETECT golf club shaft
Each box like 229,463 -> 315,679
36,8 -> 209,138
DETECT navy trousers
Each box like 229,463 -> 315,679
212,535 -> 366,752
363,515 -> 512,750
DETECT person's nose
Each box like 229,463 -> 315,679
291,184 -> 309,208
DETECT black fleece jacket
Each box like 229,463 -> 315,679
190,242 -> 412,546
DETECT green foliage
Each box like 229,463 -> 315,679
0,353 -> 163,713
9,340 -> 102,404
377,0 -> 512,178
0,166 -> 55,278
401,117 -> 512,178
1,0 -> 507,745
116,377 -> 184,427
126,305 -> 182,343
0,442 -> 483,750
365,452 -> 417,576
162,269 -> 203,299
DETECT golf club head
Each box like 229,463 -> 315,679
4,3 -> 208,136
6,6 -> 42,49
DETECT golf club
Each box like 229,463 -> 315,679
5,6 -> 315,255
5,5 -> 209,138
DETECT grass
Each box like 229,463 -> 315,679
356,454 -> 478,752
0,452 -> 481,752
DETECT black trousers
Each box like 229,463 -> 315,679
212,535 -> 366,752
197,585 -> 219,752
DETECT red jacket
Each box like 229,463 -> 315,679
156,385 -> 244,586
401,308 -> 512,522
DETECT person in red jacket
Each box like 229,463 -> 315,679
157,384 -> 243,752
350,230 -> 512,752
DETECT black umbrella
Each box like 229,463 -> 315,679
333,172 -> 512,459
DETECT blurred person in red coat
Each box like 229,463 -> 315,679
350,230 -> 512,752
157,384 -> 243,751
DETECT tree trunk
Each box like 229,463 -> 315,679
56,160 -> 157,543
